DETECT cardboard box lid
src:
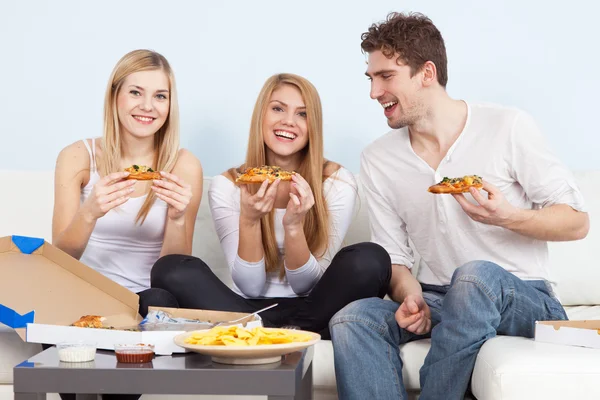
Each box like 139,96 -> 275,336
0,235 -> 140,339
537,320 -> 600,330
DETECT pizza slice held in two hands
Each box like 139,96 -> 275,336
124,165 -> 161,180
235,165 -> 296,184
428,175 -> 483,194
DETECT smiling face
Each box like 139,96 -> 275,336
116,69 -> 170,139
262,83 -> 309,162
366,50 -> 427,129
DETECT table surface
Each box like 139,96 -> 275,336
13,346 -> 314,397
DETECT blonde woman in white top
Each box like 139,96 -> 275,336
52,50 -> 203,317
152,73 -> 391,338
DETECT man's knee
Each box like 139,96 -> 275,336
330,298 -> 395,330
451,260 -> 505,285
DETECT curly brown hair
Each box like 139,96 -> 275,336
361,12 -> 448,87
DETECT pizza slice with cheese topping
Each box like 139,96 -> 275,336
124,165 -> 161,180
428,175 -> 483,194
235,165 -> 296,184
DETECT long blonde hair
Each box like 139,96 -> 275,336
236,73 -> 330,275
99,49 -> 180,224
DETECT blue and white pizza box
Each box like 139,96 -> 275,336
0,235 -> 261,355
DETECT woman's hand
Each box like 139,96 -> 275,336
282,174 -> 315,231
152,171 -> 193,223
240,179 -> 281,224
80,171 -> 136,221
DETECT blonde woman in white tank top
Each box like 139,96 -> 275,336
52,50 -> 204,318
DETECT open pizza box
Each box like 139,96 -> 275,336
534,320 -> 600,350
0,235 -> 262,355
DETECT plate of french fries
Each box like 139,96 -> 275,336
173,326 -> 321,364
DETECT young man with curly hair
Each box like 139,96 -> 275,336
329,12 -> 590,400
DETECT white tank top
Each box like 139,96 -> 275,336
79,139 -> 167,293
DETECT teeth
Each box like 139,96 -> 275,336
274,130 -> 297,140
382,101 -> 397,109
134,116 -> 154,122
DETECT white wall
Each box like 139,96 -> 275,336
0,0 -> 597,176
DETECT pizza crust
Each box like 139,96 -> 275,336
428,183 -> 483,194
126,171 -> 161,180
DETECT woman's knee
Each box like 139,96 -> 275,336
335,242 -> 391,280
151,254 -> 208,290
151,254 -> 184,281
138,288 -> 179,317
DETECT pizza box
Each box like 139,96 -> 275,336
535,320 -> 600,350
25,307 -> 262,355
0,235 -> 261,355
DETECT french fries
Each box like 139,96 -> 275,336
184,326 -> 313,346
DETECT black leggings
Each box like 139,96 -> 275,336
151,242 -> 391,339
46,287 -> 178,400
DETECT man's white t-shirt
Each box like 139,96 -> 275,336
361,102 -> 586,287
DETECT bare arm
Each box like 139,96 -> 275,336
52,143 -> 96,259
454,182 -> 590,242
157,149 -> 203,257
504,204 -> 589,241
52,141 -> 134,259
388,264 -> 422,304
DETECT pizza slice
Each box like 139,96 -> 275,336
428,175 -> 483,194
124,165 -> 161,180
72,315 -> 106,328
235,165 -> 296,184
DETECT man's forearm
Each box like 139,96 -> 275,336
388,264 -> 422,304
504,204 -> 589,241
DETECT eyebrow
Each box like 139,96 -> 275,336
270,100 -> 306,109
129,85 -> 169,93
365,69 -> 396,78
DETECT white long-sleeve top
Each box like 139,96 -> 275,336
208,167 -> 358,298
361,102 -> 586,288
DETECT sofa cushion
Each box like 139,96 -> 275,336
472,336 -> 600,400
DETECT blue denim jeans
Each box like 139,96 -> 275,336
329,260 -> 568,400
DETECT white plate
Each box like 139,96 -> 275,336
173,328 -> 321,364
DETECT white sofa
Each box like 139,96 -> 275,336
1,169 -> 599,400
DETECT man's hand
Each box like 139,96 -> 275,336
452,180 -> 519,227
395,294 -> 431,335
